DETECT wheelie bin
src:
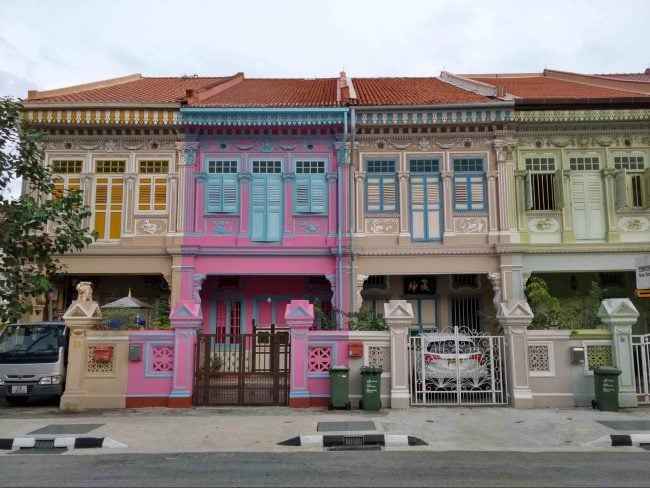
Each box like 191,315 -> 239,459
328,365 -> 351,410
592,366 -> 621,412
359,366 -> 382,410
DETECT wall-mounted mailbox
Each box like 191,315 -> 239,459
571,347 -> 585,365
129,343 -> 142,362
348,341 -> 364,358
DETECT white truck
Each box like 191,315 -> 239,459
0,322 -> 68,405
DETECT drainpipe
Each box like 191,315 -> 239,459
336,111 -> 348,329
349,107 -> 357,314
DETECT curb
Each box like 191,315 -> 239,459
0,437 -> 127,451
610,434 -> 650,447
279,434 -> 427,448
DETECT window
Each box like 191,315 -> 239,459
51,159 -> 82,200
569,156 -> 600,171
451,274 -> 479,290
205,160 -> 239,213
452,158 -> 485,211
365,159 -> 398,213
450,296 -> 481,330
409,158 -> 441,241
215,300 -> 242,345
251,160 -> 283,242
295,160 -> 326,214
363,275 -> 389,291
525,157 -> 560,211
94,160 -> 125,240
137,160 -> 168,212
614,155 -> 646,209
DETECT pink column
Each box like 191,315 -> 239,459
285,300 -> 314,408
168,301 -> 203,408
283,173 -> 294,236
239,173 -> 251,235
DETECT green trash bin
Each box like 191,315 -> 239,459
359,366 -> 383,411
592,366 -> 621,412
328,365 -> 351,410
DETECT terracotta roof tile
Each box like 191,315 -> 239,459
595,69 -> 650,83
352,77 -> 493,106
469,75 -> 648,99
29,77 -> 231,104
189,78 -> 340,107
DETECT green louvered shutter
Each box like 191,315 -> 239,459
309,177 -> 326,213
222,175 -> 238,213
295,175 -> 310,213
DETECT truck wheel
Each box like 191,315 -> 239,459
6,397 -> 29,406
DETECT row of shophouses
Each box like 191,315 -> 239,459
21,68 -> 650,340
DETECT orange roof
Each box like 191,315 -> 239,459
469,74 -> 648,99
351,77 -> 493,106
188,78 -> 341,107
595,69 -> 650,83
28,76 -> 232,104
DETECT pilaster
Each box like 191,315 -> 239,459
497,299 -> 534,408
384,300 -> 414,409
598,299 -> 639,408
285,300 -> 315,407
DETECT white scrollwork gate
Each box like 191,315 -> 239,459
409,326 -> 507,405
633,334 -> 650,405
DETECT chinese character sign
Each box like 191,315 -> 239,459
403,276 -> 436,295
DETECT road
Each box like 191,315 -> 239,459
1,451 -> 648,487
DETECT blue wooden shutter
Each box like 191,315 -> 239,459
310,177 -> 326,213
222,175 -> 238,213
206,176 -> 222,213
453,175 -> 468,210
251,177 -> 266,241
266,176 -> 282,241
295,175 -> 310,213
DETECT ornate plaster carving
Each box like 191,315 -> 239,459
454,218 -> 487,233
528,217 -> 560,233
618,216 -> 649,232
366,218 -> 399,234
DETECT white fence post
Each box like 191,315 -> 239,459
384,300 -> 414,409
598,299 -> 639,408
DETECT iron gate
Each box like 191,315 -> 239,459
193,328 -> 290,406
633,334 -> 650,404
409,326 -> 507,405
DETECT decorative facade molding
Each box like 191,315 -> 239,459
514,109 -> 650,124
355,108 -> 513,126
24,109 -> 179,126
179,109 -> 347,127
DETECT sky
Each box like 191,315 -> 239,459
1,0 -> 649,99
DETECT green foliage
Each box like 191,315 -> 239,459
345,309 -> 387,331
0,97 -> 96,323
150,297 -> 171,330
100,308 -> 146,330
525,275 -> 603,330
314,304 -> 337,330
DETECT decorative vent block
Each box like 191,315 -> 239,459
87,345 -> 114,374
308,346 -> 332,373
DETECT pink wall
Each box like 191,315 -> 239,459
126,331 -> 175,398
306,330 -> 349,401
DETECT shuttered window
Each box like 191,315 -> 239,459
409,158 -> 441,241
251,160 -> 283,242
452,158 -> 485,211
137,160 -> 168,212
614,155 -> 646,209
569,157 -> 605,240
294,160 -> 327,214
525,157 -> 559,211
94,160 -> 125,240
51,159 -> 82,201
205,160 -> 239,213
365,159 -> 397,213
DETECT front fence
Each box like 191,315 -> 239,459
633,334 -> 650,405
409,326 -> 507,406
193,330 -> 290,406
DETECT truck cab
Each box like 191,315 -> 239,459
0,322 -> 68,405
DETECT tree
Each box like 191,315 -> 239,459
0,97 -> 96,323
525,275 -> 603,330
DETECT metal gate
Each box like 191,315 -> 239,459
409,326 -> 507,405
193,328 -> 290,406
633,334 -> 650,404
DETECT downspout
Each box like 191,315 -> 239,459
349,107 -> 357,314
336,111 -> 348,329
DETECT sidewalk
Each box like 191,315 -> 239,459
1,404 -> 649,454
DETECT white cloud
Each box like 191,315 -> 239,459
0,0 -> 648,95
